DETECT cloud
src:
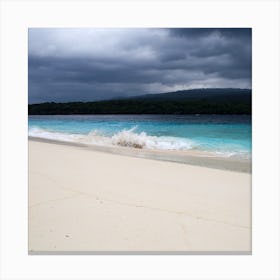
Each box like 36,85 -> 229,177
28,28 -> 251,103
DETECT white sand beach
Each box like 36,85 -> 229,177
28,139 -> 251,253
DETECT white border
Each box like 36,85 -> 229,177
1,0 -> 279,279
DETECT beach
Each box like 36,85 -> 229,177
28,139 -> 251,253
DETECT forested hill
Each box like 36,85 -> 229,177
28,88 -> 252,115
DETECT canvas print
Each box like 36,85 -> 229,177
28,28 -> 252,253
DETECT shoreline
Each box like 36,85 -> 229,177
29,136 -> 251,173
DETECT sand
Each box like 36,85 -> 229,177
29,136 -> 251,173
28,139 -> 251,253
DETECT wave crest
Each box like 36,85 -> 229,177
112,127 -> 194,150
112,127 -> 150,149
29,126 -> 195,151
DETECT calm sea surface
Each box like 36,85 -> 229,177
28,114 -> 251,158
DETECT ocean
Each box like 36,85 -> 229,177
28,114 -> 251,159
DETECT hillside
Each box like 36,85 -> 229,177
28,88 -> 252,115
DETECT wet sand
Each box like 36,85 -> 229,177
29,136 -> 251,173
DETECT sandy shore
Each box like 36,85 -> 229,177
29,139 -> 251,253
29,136 -> 251,173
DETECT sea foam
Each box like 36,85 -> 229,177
28,126 -> 251,159
28,126 -> 195,151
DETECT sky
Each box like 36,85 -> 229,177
28,28 -> 252,103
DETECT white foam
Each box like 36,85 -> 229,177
28,127 -> 83,142
111,127 -> 194,150
28,126 -> 195,151
29,127 -> 250,159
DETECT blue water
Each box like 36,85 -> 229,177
28,115 -> 251,158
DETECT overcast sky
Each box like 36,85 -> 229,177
28,28 -> 252,103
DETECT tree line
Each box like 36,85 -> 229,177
28,98 -> 251,115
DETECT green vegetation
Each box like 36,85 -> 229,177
28,88 -> 251,115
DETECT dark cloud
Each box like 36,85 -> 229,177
169,28 -> 251,38
28,28 -> 252,103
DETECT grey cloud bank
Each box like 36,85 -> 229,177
28,28 -> 251,103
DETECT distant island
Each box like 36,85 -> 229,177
28,88 -> 251,115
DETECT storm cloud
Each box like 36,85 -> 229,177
28,28 -> 251,103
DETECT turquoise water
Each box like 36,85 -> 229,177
28,115 -> 251,158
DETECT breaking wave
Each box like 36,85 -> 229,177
28,126 -> 195,151
28,126 -> 251,159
